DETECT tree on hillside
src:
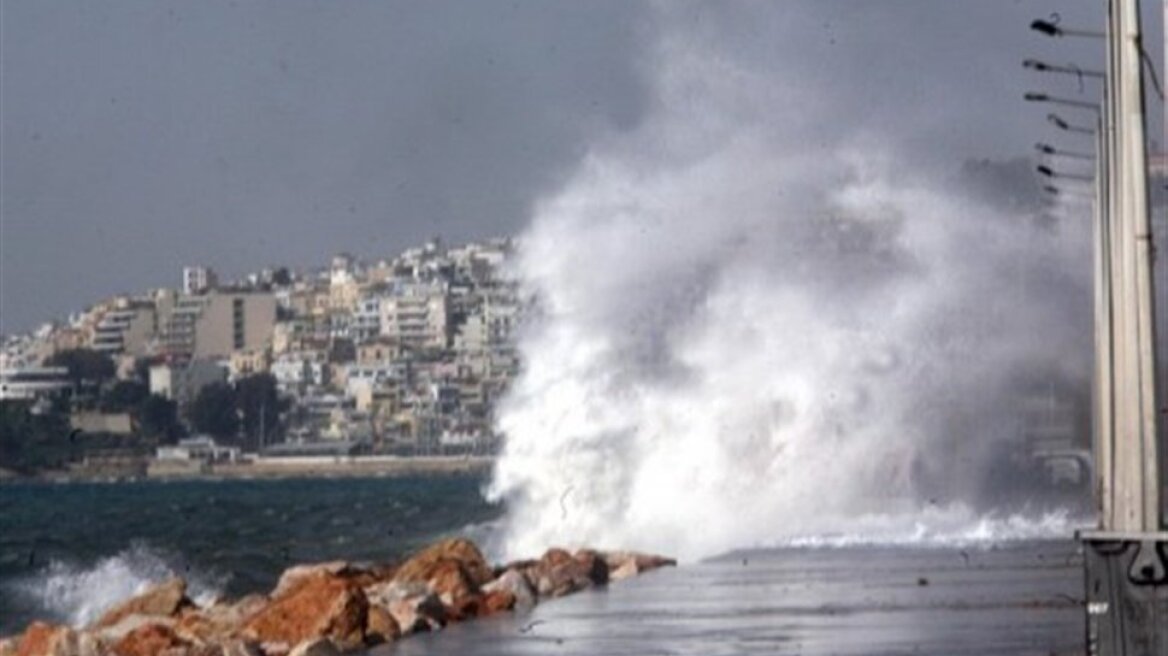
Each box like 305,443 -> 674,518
0,400 -> 75,473
236,373 -> 283,450
100,380 -> 149,413
45,348 -> 116,388
137,394 -> 181,443
271,267 -> 292,287
190,382 -> 238,440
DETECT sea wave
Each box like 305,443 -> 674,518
6,542 -> 225,628
771,506 -> 1086,549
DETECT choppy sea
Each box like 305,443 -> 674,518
0,475 -> 501,634
0,476 -> 1087,654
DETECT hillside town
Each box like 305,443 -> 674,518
0,238 -> 522,477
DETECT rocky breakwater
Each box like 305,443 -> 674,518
1,539 -> 675,656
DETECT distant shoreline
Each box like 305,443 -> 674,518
0,455 -> 495,484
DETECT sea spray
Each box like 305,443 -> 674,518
6,542 -> 224,628
487,11 -> 1092,561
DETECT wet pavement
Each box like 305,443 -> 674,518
380,540 -> 1084,656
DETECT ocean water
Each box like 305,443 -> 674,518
0,476 -> 1089,654
0,475 -> 501,634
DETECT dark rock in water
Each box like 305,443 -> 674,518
94,578 -> 190,629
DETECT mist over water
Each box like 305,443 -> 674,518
487,14 -> 1093,561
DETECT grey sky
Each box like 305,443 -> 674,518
0,1 -> 1158,334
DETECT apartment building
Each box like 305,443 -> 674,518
158,291 -> 277,359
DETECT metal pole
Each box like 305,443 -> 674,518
1094,109 -> 1116,526
1081,2 -> 1166,653
1110,0 -> 1160,532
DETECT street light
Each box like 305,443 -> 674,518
1035,142 -> 1094,160
1043,184 -> 1092,198
1023,59 -> 1105,78
1047,112 -> 1095,135
1029,18 -> 1105,39
1024,92 -> 1099,111
1036,164 -> 1093,182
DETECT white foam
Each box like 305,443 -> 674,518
487,8 -> 1091,562
772,507 -> 1086,549
10,543 -> 224,628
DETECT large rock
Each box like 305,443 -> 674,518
270,563 -> 351,599
174,595 -> 267,645
95,578 -> 190,629
423,559 -> 481,619
479,590 -> 516,616
482,570 -> 535,609
93,615 -> 176,644
110,623 -> 188,656
528,548 -> 594,598
573,550 -> 610,586
362,581 -> 444,636
603,552 -> 677,581
241,574 -> 367,652
363,606 -> 400,645
216,641 -> 264,656
392,539 -> 493,588
15,622 -> 77,656
287,639 -> 339,656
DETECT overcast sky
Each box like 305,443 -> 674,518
1,1 -> 1158,334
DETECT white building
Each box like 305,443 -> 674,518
0,366 -> 71,401
379,281 -> 450,350
182,266 -> 218,295
156,436 -> 240,463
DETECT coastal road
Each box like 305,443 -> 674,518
380,540 -> 1083,656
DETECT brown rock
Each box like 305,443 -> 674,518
530,548 -> 593,598
93,615 -> 176,645
174,594 -> 267,645
257,643 -> 290,656
479,590 -> 516,616
16,622 -> 77,656
95,579 -> 190,629
573,550 -> 610,586
482,570 -> 536,609
384,596 -> 445,636
425,559 -> 481,618
110,624 -> 188,656
241,574 -> 367,652
603,552 -> 677,581
286,639 -> 339,656
392,539 -> 493,588
0,637 -> 18,656
363,606 -> 399,645
216,641 -> 264,656
270,563 -> 351,599
74,633 -> 104,656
